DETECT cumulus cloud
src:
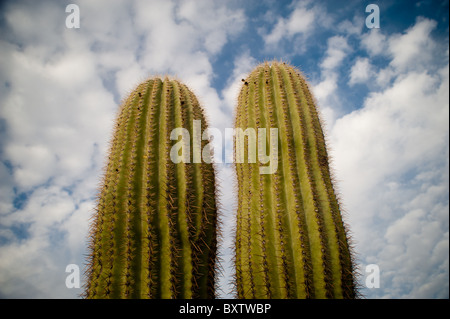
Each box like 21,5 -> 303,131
332,68 -> 448,203
388,18 -> 438,72
0,184 -> 92,298
349,57 -> 375,85
264,5 -> 316,45
337,16 -> 364,36
329,18 -> 449,297
361,28 -> 388,57
360,17 -> 444,87
320,36 -> 352,71
261,0 -> 332,54
176,0 -> 245,55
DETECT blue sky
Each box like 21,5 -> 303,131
0,0 -> 448,299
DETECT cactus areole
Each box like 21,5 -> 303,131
84,77 -> 218,299
234,61 -> 357,299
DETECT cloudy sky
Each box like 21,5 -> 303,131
0,0 -> 448,299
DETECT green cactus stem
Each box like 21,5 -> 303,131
234,61 -> 357,299
84,77 -> 218,299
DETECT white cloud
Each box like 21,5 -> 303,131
0,44 -> 116,191
379,180 -> 449,298
133,0 -> 244,75
361,28 -> 388,56
264,7 -> 315,45
361,17 -> 442,87
388,18 -> 437,72
5,144 -> 57,189
330,28 -> 449,297
176,0 -> 245,55
262,0 -> 320,50
285,6 -> 315,34
320,36 -> 351,71
4,1 -> 65,52
312,72 -> 337,100
337,16 -> 364,36
332,68 -> 448,206
0,185 -> 85,298
349,57 -> 375,85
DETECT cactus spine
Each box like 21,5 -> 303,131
85,77 -> 218,299
234,61 -> 356,299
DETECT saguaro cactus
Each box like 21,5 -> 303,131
84,77 -> 218,299
234,61 -> 356,299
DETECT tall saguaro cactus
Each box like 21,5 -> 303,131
85,77 -> 218,299
234,61 -> 356,299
